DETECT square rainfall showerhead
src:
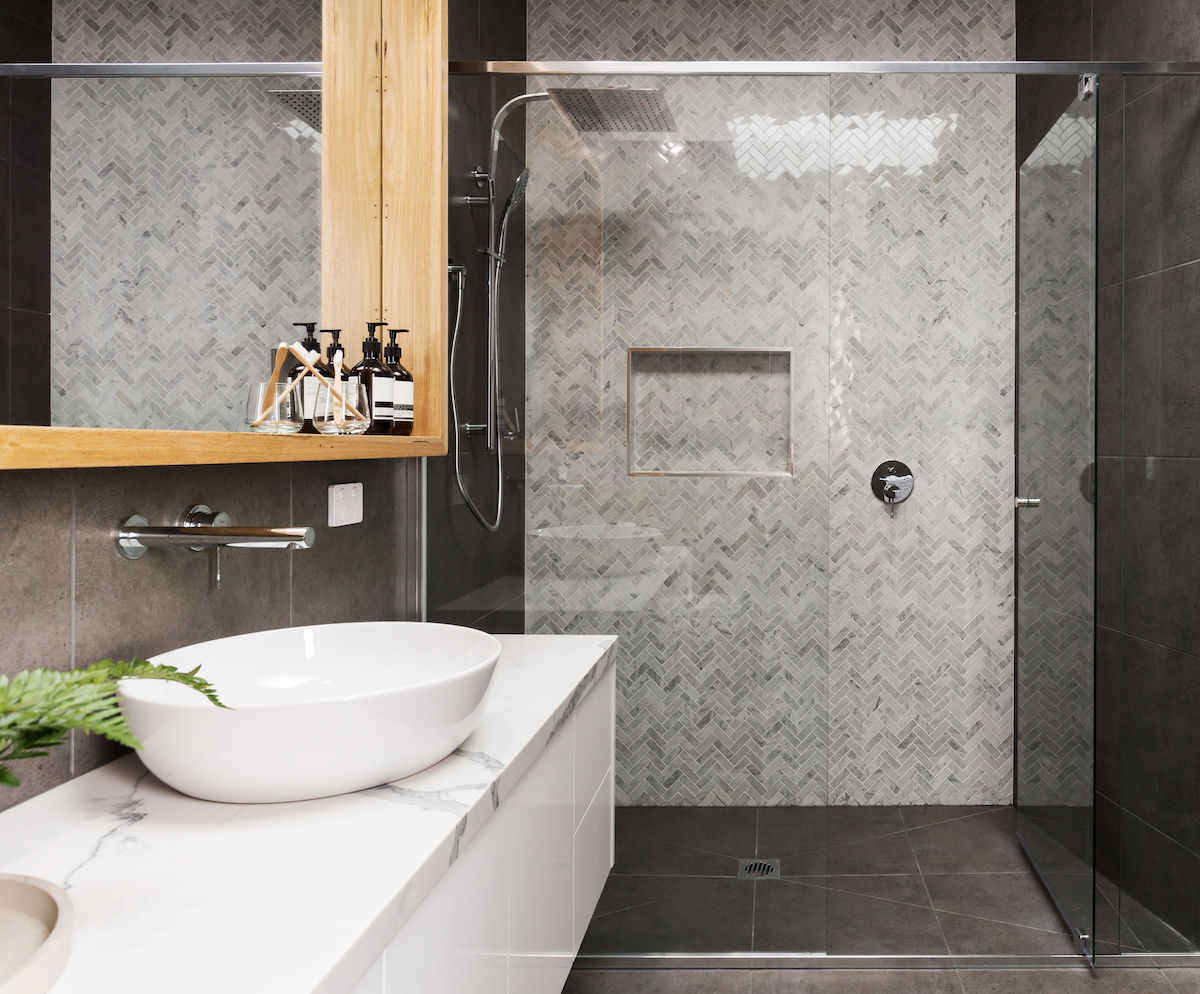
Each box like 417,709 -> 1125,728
546,86 -> 676,134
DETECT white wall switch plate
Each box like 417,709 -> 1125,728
328,482 -> 364,527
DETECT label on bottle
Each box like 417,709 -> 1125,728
301,377 -> 318,420
394,380 -> 415,423
372,375 -> 393,421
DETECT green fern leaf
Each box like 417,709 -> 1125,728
0,659 -> 227,789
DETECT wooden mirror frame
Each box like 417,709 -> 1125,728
0,0 -> 447,469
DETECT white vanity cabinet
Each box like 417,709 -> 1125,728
352,666 -> 615,994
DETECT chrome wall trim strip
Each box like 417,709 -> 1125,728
451,59 -> 1200,75
0,62 -> 321,78
574,952 -> 1200,969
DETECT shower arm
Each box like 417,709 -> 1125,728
485,92 -> 549,452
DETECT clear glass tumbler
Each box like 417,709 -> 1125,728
312,380 -> 370,435
245,382 -> 303,434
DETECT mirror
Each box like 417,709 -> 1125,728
2,0 -> 323,433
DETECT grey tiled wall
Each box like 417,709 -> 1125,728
0,458 -> 419,811
526,1 -> 1017,806
1019,0 -> 1200,950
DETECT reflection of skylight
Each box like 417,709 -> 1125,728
1024,113 -> 1092,170
727,113 -> 959,179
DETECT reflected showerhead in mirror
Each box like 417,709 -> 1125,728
545,87 -> 676,134
270,87 -> 322,132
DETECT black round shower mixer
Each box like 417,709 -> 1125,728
871,461 -> 914,514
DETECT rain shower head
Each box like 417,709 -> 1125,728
545,87 -> 676,134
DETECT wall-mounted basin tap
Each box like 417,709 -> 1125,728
117,505 -> 315,559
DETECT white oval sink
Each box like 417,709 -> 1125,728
118,622 -> 501,803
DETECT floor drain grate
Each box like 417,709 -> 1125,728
737,858 -> 780,879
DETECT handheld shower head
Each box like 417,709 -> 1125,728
495,167 -> 530,263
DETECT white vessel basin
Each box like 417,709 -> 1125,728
118,622 -> 501,803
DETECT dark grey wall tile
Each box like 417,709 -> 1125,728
449,0 -> 480,61
1097,285 -> 1122,456
1122,78 -> 1200,281
71,462 -> 294,668
0,467 -> 72,810
479,0 -> 526,60
1121,806 -> 1200,944
1122,457 -> 1200,655
9,161 -> 49,314
1119,635 -> 1200,857
1124,261 -> 1200,456
0,468 -> 72,672
1094,0 -> 1200,62
1096,457 -> 1120,628
1097,109 -> 1122,290
1095,790 -> 1121,889
290,460 -> 410,625
1096,625 -> 1121,799
9,309 -> 49,425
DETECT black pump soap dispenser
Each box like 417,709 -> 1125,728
289,322 -> 321,434
385,328 -> 415,436
351,321 -> 393,434
318,329 -> 349,380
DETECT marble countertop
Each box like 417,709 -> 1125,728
0,634 -> 617,994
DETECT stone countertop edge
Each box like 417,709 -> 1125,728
0,633 -> 618,994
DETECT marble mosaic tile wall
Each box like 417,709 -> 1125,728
1015,103 -> 1096,810
50,0 -> 320,430
526,0 -> 1016,805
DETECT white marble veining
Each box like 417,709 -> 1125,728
0,635 -> 616,994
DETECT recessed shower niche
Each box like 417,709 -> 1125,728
626,347 -> 793,477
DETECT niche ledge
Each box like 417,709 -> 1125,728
626,346 -> 792,478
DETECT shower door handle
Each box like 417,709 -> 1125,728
1015,497 -> 1041,508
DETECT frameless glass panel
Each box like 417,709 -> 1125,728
518,71 -> 833,956
1015,82 -> 1098,959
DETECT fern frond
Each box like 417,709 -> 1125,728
0,659 -> 227,789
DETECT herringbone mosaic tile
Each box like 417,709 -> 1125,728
51,2 -> 321,430
526,2 -> 1018,806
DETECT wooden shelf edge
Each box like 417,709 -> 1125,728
0,426 -> 448,470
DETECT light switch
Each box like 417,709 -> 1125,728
328,482 -> 364,527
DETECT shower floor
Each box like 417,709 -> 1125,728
577,805 -> 1078,957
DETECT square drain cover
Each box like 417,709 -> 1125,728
737,858 -> 780,879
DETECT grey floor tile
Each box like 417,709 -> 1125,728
593,874 -> 730,918
615,831 -> 742,876
752,880 -> 826,952
958,968 -> 1176,993
824,873 -> 931,908
909,809 -> 1029,874
618,806 -> 759,859
826,806 -> 906,845
898,806 -> 1003,830
827,831 -> 920,875
777,848 -> 828,877
827,888 -> 948,955
937,910 -> 1076,955
924,872 -> 1064,932
565,970 -> 751,993
579,879 -> 754,954
753,971 -> 963,994
757,807 -> 827,857
1162,969 -> 1200,993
